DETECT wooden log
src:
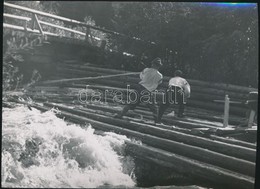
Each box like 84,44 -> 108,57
25,83 -> 245,126
81,103 -> 222,130
51,82 -> 247,121
77,104 -> 251,145
69,82 -> 247,116
81,102 -> 224,129
56,72 -> 246,104
83,103 -> 219,127
43,102 -> 256,163
56,68 -> 249,101
74,81 -> 247,110
3,101 -> 16,108
23,102 -> 255,189
209,135 -> 256,149
96,103 -> 237,130
187,100 -> 245,117
125,142 -> 254,189
166,105 -> 244,125
61,64 -> 257,93
76,104 -> 256,149
71,89 -> 244,126
36,83 -> 244,127
52,69 -> 247,111
42,72 -> 139,84
197,127 -> 257,138
57,74 -> 249,106
55,66 -> 250,104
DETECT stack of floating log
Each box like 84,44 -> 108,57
47,62 -> 257,117
25,60 -> 258,138
12,96 -> 256,189
16,60 -> 257,189
4,3 -> 257,187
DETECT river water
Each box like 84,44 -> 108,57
2,105 -> 136,188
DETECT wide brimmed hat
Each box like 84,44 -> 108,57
174,70 -> 183,76
151,57 -> 163,66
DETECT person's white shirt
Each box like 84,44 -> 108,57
139,68 -> 163,92
169,76 -> 191,98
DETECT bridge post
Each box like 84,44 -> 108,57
100,40 -> 107,50
23,20 -> 28,32
30,14 -> 35,30
33,14 -> 44,35
85,26 -> 94,45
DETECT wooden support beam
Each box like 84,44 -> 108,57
85,26 -> 95,44
100,40 -> 107,50
223,95 -> 230,127
23,20 -> 28,34
247,110 -> 256,128
33,14 -> 44,35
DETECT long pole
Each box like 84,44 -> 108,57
42,72 -> 140,84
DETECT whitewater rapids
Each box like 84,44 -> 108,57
2,105 -> 136,188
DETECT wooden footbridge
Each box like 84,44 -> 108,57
4,2 -> 258,189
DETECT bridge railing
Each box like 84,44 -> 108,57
3,2 -> 156,48
3,2 -> 102,44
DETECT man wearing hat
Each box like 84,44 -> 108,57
156,69 -> 191,123
114,57 -> 163,122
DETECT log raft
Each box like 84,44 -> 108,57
8,54 -> 256,188
10,59 -> 257,189
4,3 -> 257,188
12,99 -> 255,189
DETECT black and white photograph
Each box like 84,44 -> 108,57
2,1 -> 259,189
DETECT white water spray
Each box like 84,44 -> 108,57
2,105 -> 136,188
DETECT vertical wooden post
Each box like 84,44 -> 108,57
100,40 -> 107,50
247,110 -> 256,128
33,14 -> 44,35
24,20 -> 28,32
85,26 -> 94,45
30,13 -> 35,30
223,95 -> 230,127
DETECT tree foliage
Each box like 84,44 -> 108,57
4,2 -> 258,87
105,2 -> 258,87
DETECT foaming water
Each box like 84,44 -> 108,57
2,105 -> 136,188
